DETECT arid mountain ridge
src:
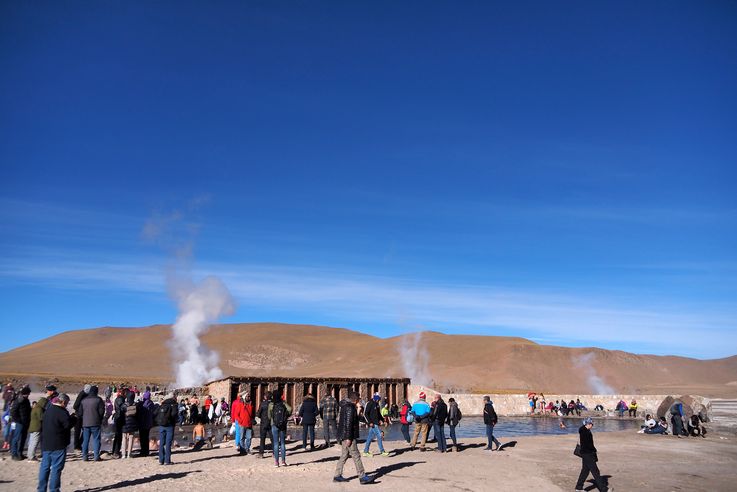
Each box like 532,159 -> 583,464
1,323 -> 736,397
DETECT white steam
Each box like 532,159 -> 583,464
169,275 -> 235,388
398,332 -> 431,386
573,352 -> 615,394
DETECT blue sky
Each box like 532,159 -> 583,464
1,1 -> 736,358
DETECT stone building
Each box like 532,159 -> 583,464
206,376 -> 411,410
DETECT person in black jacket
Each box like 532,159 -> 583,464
111,389 -> 126,458
37,393 -> 75,492
333,391 -> 373,484
432,394 -> 448,453
10,385 -> 31,460
298,394 -> 318,451
155,394 -> 178,465
575,417 -> 611,492
362,394 -> 388,456
482,396 -> 502,451
256,391 -> 272,458
71,385 -> 90,451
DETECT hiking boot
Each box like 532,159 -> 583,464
380,451 -> 390,456
359,475 -> 375,485
362,451 -> 372,457
333,475 -> 349,483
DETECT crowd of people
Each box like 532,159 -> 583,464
3,381 -> 713,491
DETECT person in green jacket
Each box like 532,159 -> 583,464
27,396 -> 47,461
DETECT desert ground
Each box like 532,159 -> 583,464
2,425 -> 736,491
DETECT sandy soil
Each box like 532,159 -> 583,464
2,427 -> 736,491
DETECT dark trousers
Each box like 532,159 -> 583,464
259,424 -> 272,454
672,415 -> 684,436
400,423 -> 411,443
449,424 -> 457,446
37,449 -> 66,492
433,422 -> 447,452
323,419 -> 338,445
485,424 -> 501,449
73,419 -> 83,450
139,427 -> 150,456
576,453 -> 607,491
302,424 -> 315,449
111,421 -> 124,456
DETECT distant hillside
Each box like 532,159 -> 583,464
1,323 -> 736,397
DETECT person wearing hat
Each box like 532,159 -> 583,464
362,394 -> 389,457
45,385 -> 58,404
482,396 -> 502,451
575,417 -> 612,492
9,385 -> 32,460
409,391 -> 432,451
37,393 -> 75,492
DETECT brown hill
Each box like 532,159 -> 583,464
1,323 -> 736,397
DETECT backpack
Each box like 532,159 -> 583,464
272,401 -> 288,428
457,407 -> 463,421
156,402 -> 172,426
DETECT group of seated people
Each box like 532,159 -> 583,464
543,399 -> 586,416
638,413 -> 707,437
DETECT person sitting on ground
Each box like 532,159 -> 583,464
638,414 -> 656,433
594,404 -> 604,412
570,400 -> 579,416
688,414 -> 706,438
644,416 -> 668,435
545,401 -> 555,414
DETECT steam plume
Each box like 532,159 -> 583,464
398,332 -> 431,386
169,275 -> 235,388
573,352 -> 615,394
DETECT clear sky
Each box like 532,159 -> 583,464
1,1 -> 736,358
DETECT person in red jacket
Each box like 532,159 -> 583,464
231,392 -> 255,455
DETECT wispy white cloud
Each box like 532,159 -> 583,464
1,253 -> 735,358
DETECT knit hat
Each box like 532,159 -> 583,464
45,384 -> 57,392
419,391 -> 426,399
583,417 -> 594,426
373,394 -> 381,402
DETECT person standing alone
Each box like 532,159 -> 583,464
575,417 -> 612,491
333,391 -> 373,484
482,396 -> 502,451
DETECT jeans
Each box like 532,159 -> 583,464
335,439 -> 366,479
400,423 -> 411,443
433,422 -> 447,452
234,422 -> 243,451
363,425 -> 385,453
485,424 -> 501,449
37,449 -> 66,492
302,424 -> 315,449
323,419 -> 338,445
449,424 -> 457,446
10,421 -> 25,457
27,431 -> 41,459
158,426 -> 174,464
271,425 -> 286,463
259,424 -> 272,454
240,426 -> 253,453
82,426 -> 101,461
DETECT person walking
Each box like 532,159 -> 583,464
333,391 -> 373,484
155,393 -> 178,465
269,390 -> 292,467
27,396 -> 48,461
256,391 -> 273,458
410,392 -> 432,451
319,392 -> 339,448
10,385 -> 31,460
298,393 -> 318,451
398,398 -> 412,444
483,396 -> 502,451
363,394 -> 389,457
37,394 -> 75,492
446,397 -> 461,452
575,417 -> 612,492
121,392 -> 139,458
432,394 -> 448,453
79,385 -> 105,461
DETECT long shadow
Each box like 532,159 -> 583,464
371,461 -> 425,480
293,455 -> 339,465
583,474 -> 611,491
75,471 -> 202,492
187,452 -> 244,465
498,440 -> 518,451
